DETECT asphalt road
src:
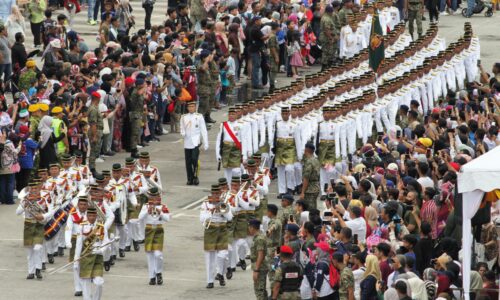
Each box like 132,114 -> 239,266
1,2 -> 499,299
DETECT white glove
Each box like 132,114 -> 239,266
66,242 -> 72,249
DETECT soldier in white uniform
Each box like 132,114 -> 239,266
339,16 -> 367,59
138,187 -> 171,285
180,100 -> 209,186
316,106 -> 339,195
124,157 -> 148,251
200,184 -> 233,288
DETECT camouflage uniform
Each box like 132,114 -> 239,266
268,32 -> 279,89
339,267 -> 355,300
18,69 -> 37,93
278,205 -> 294,240
338,8 -> 353,27
266,217 -> 282,290
302,156 -> 320,210
274,261 -> 303,300
251,232 -> 269,300
88,104 -> 103,170
129,89 -> 144,151
197,62 -> 211,118
408,0 -> 423,38
208,61 -> 219,112
319,12 -> 339,67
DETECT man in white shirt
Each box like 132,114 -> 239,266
180,100 -> 209,185
416,162 -> 434,189
332,204 -> 367,243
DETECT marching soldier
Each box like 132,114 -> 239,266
265,204 -> 282,293
180,99 -> 209,186
65,196 -> 89,297
248,219 -> 269,300
316,107 -> 338,196
88,91 -> 104,176
216,107 -> 247,185
74,206 -> 108,300
200,184 -> 233,288
272,107 -> 302,198
246,159 -> 270,222
138,187 -> 171,285
129,78 -> 147,159
137,152 -> 163,192
16,180 -> 54,280
300,143 -> 321,210
271,245 -> 303,300
125,157 -> 148,249
227,176 -> 246,274
72,150 -> 93,189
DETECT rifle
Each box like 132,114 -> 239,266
218,123 -> 224,171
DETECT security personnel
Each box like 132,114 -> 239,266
278,194 -> 295,241
197,49 -> 215,124
271,245 -> 303,300
300,143 -> 320,210
180,99 -> 209,186
408,0 -> 423,40
248,219 -> 269,300
138,187 -> 171,286
200,184 -> 233,288
265,204 -> 282,293
129,77 -> 146,158
51,106 -> 69,159
284,224 -> 301,257
74,206 -> 107,300
338,0 -> 354,27
88,91 -> 104,176
319,5 -> 339,70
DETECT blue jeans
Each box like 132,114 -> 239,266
466,0 -> 475,15
87,0 -> 94,20
0,63 -> 12,82
250,51 -> 261,88
0,173 -> 15,204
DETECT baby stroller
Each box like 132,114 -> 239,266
462,0 -> 494,17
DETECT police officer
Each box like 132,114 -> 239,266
408,0 -> 423,40
129,77 -> 146,158
271,245 -> 303,300
248,218 -> 268,300
180,99 -> 209,185
88,91 -> 104,176
300,143 -> 320,210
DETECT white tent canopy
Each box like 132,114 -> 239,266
457,145 -> 500,300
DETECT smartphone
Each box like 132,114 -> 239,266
377,135 -> 382,143
323,183 -> 329,193
406,148 -> 410,155
477,59 -> 481,67
426,148 -> 431,158
396,130 -> 401,139
353,234 -> 358,245
289,215 -> 294,223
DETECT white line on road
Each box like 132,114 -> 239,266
171,185 -> 209,191
171,139 -> 183,143
180,196 -> 207,210
0,238 -> 22,241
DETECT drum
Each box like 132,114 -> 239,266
44,203 -> 74,240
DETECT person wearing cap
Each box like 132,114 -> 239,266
16,179 -> 54,280
271,245 -> 303,300
265,203 -> 282,275
278,193 -> 295,239
319,6 -> 338,70
246,158 -> 271,222
88,91 -> 104,176
28,103 -> 42,137
16,124 -> 38,192
74,203 -> 107,300
300,142 -> 320,210
197,49 -> 216,123
64,195 -> 89,296
124,156 -> 149,247
272,106 -> 302,198
137,151 -> 163,192
312,241 -> 337,298
284,223 -> 301,257
72,150 -> 94,189
407,0 -> 423,40
200,183 -> 233,288
248,218 -> 269,299
138,187 -> 171,286
216,107 -> 248,185
128,76 -> 146,158
317,107 -> 338,195
180,99 -> 209,186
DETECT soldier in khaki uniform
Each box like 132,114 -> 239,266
249,219 -> 268,300
268,22 -> 280,92
408,0 -> 424,40
88,91 -> 104,176
278,194 -> 295,239
319,5 -> 339,70
266,204 -> 282,293
271,245 -> 303,300
129,78 -> 146,158
300,143 -> 321,210
197,50 -> 216,124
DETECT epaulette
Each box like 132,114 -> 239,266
80,221 -> 89,226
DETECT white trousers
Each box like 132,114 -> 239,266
277,165 -> 295,194
204,250 -> 228,283
27,244 -> 43,274
73,263 -> 82,292
320,167 -> 336,195
42,241 -> 48,263
81,277 -> 103,300
46,237 -> 58,254
116,225 -> 127,250
146,250 -> 163,279
57,228 -> 66,248
230,239 -> 247,268
293,162 -> 302,187
224,168 -> 233,189
138,218 -> 145,241
126,220 -> 141,246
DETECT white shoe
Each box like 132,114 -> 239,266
440,11 -> 449,15
137,145 -> 143,149
96,157 -> 105,163
162,128 -> 169,134
13,190 -> 18,198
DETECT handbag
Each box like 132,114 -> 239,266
102,119 -> 110,135
167,100 -> 175,113
10,162 -> 20,173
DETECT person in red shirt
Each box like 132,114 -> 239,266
482,271 -> 499,300
375,242 -> 392,288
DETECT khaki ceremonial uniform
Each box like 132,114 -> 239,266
88,104 -> 103,170
251,232 -> 269,300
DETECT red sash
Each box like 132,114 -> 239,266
223,122 -> 242,150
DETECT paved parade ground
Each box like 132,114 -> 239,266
0,1 -> 499,299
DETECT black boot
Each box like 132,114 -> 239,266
90,168 -> 98,178
124,246 -> 131,252
119,249 -> 125,258
133,240 -> 140,252
26,273 -> 35,280
42,263 -> 46,271
52,251 -> 58,257
149,277 -> 156,285
239,259 -> 247,271
226,267 -> 233,280
74,291 -> 83,297
206,282 -> 214,289
131,149 -> 140,159
104,261 -> 111,271
215,273 -> 226,286
193,177 -> 199,185
110,256 -> 115,266
156,273 -> 163,285
58,247 -> 64,257
35,269 -> 43,279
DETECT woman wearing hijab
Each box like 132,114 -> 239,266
423,268 -> 438,300
360,254 -> 381,300
5,5 -> 25,46
312,242 -> 336,299
37,115 -> 61,169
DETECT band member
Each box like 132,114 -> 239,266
74,206 -> 108,300
180,99 -> 209,186
72,150 -> 94,190
139,187 -> 170,285
125,157 -> 148,250
200,184 -> 233,288
137,152 -> 163,191
246,158 -> 270,222
16,180 -> 54,280
65,196 -> 89,297
216,107 -> 247,186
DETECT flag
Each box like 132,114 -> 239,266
369,11 -> 385,73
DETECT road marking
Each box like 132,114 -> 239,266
0,238 -> 22,241
180,196 -> 207,210
171,185 -> 209,191
172,139 -> 183,143
171,212 -> 185,219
